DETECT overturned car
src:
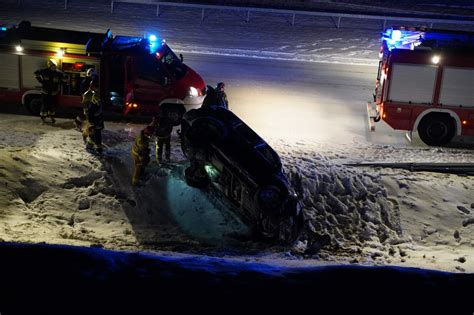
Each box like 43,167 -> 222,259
180,89 -> 304,244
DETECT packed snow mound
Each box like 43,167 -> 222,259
281,147 -> 408,257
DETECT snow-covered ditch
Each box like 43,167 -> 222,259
1,115 -> 472,273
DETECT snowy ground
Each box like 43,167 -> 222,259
1,113 -> 472,273
0,1 -> 473,273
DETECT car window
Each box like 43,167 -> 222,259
256,145 -> 282,169
235,124 -> 260,144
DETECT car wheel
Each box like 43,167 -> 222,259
278,206 -> 305,245
184,166 -> 210,188
256,215 -> 280,242
418,114 -> 455,146
25,96 -> 42,116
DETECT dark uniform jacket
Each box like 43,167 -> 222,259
82,89 -> 104,130
34,68 -> 66,95
154,121 -> 173,138
217,91 -> 229,109
80,74 -> 99,95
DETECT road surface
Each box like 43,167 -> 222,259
183,53 -> 407,146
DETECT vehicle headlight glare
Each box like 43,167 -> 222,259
188,86 -> 198,97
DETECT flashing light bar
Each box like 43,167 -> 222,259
149,34 -> 157,42
382,28 -> 424,51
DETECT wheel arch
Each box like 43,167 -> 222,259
159,98 -> 184,107
413,109 -> 461,136
22,90 -> 42,105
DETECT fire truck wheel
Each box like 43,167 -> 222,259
418,114 -> 455,146
25,96 -> 42,116
162,105 -> 185,126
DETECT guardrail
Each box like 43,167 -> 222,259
110,0 -> 474,29
14,0 -> 474,29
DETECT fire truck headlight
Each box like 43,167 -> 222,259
432,55 -> 440,64
15,45 -> 23,52
188,86 -> 198,97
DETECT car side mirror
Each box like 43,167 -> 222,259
179,54 -> 184,62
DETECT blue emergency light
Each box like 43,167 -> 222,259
382,28 -> 423,51
382,27 -> 474,52
1,26 -> 7,31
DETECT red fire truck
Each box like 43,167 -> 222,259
0,21 -> 206,124
367,26 -> 474,146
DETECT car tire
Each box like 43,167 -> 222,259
278,206 -> 305,245
25,96 -> 42,116
418,114 -> 455,146
184,166 -> 210,188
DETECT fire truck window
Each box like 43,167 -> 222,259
108,55 -> 125,94
158,45 -> 187,80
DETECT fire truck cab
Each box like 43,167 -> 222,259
368,26 -> 474,146
0,21 -> 206,124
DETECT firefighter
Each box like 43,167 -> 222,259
34,59 -> 67,124
80,68 -> 98,95
216,82 -> 229,109
131,125 -> 155,186
75,68 -> 99,130
82,81 -> 104,155
152,116 -> 173,163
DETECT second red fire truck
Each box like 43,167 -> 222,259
368,26 -> 474,146
0,21 -> 206,124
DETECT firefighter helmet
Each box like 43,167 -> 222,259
86,68 -> 96,77
47,59 -> 57,68
144,125 -> 155,137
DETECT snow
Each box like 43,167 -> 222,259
0,0 -> 473,274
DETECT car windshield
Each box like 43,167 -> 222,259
235,124 -> 261,144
